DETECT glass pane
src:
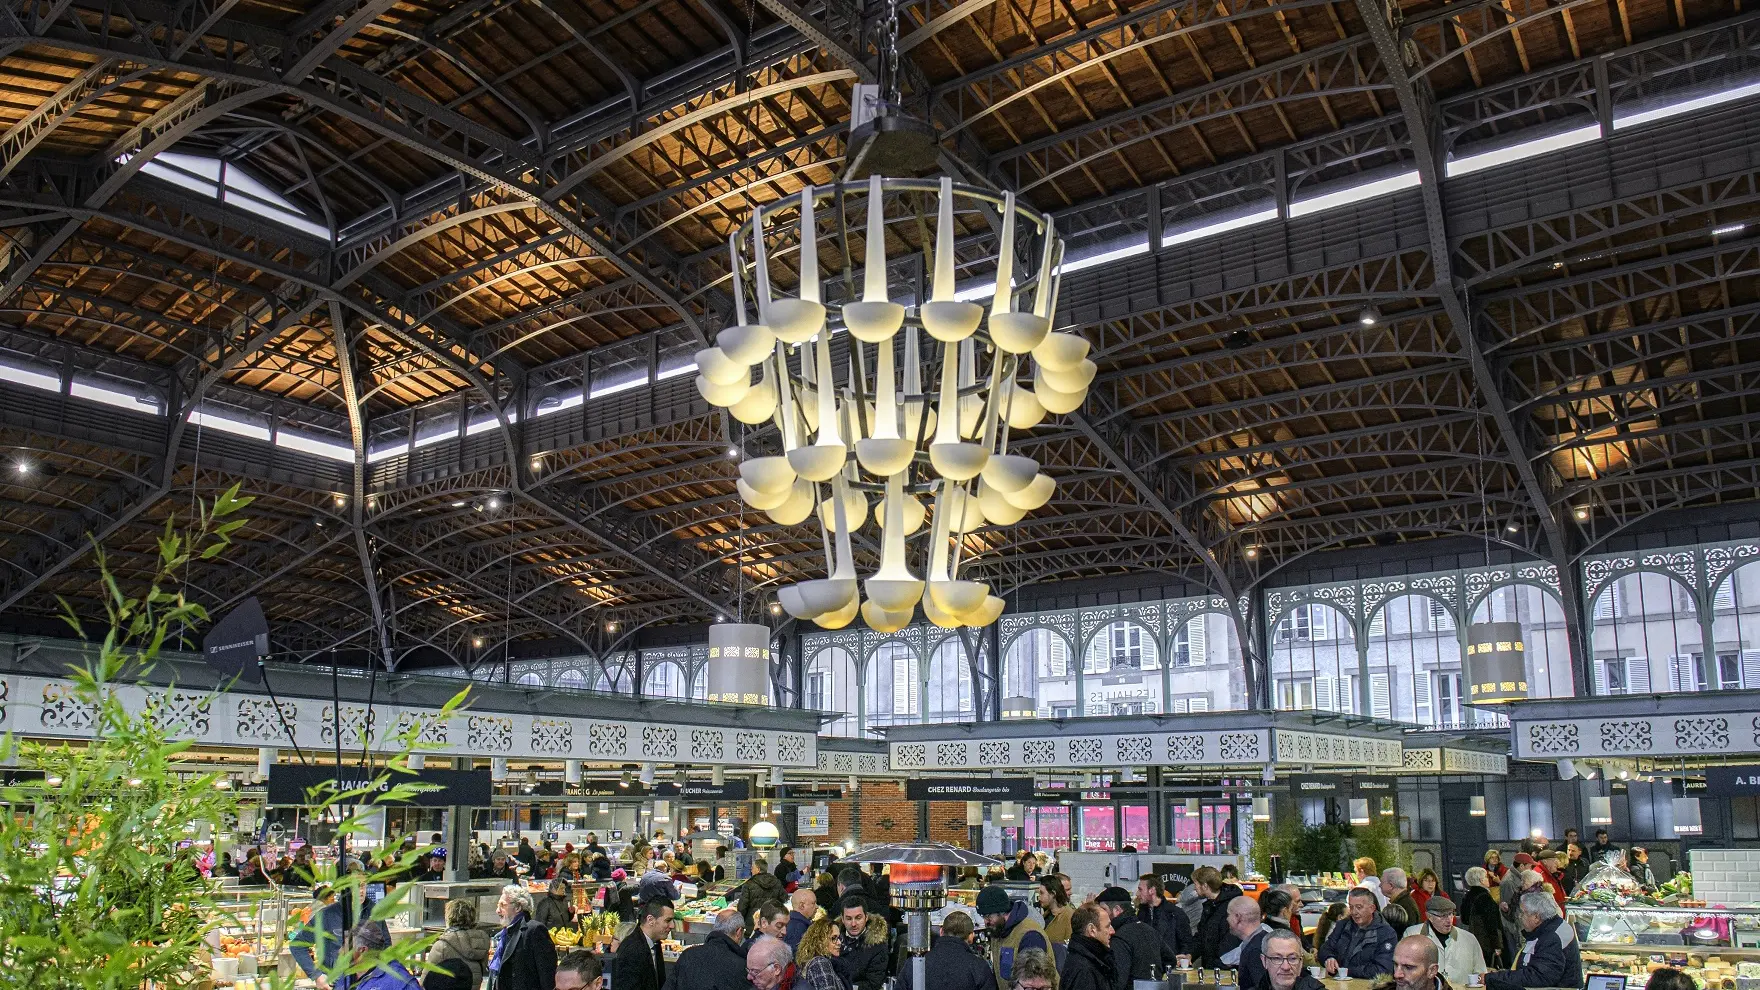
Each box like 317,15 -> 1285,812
1271,604 -> 1358,713
805,646 -> 859,737
1172,802 -> 1202,853
1080,806 -> 1117,851
1084,621 -> 1160,715
1003,629 -> 1075,716
1168,612 -> 1247,711
1588,572 -> 1699,695
1122,805 -> 1151,849
1027,806 -> 1072,851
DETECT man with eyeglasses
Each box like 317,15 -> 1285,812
744,936 -> 793,990
1257,929 -> 1324,990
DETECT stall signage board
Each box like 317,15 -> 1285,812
1705,766 -> 1760,796
906,778 -> 1035,801
798,803 -> 830,836
266,765 -> 492,807
658,781 -> 750,801
1151,862 -> 1197,895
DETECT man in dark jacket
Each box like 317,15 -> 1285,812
1486,893 -> 1581,990
611,899 -> 674,990
1099,886 -> 1178,987
1193,866 -> 1244,967
897,911 -> 993,990
1136,874 -> 1194,957
785,889 -> 816,951
1586,830 -> 1618,866
489,885 -> 559,990
1382,869 -> 1421,929
1060,905 -> 1119,990
1319,888 -> 1397,979
834,894 -> 892,990
1223,895 -> 1274,990
662,908 -> 746,990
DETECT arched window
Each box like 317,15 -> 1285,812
690,666 -> 708,701
1001,629 -> 1075,717
1082,621 -> 1160,715
805,646 -> 860,737
556,669 -> 587,690
646,660 -> 688,699
864,641 -> 920,734
1709,560 -> 1760,690
925,639 -> 975,722
516,671 -> 543,687
1270,603 -> 1357,713
1471,583 -> 1570,707
1167,613 -> 1246,712
1365,594 -> 1458,726
1588,571 -> 1700,694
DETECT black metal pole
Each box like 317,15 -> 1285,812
332,650 -> 353,934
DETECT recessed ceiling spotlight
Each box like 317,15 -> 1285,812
333,494 -> 346,507
1358,305 -> 1380,325
1245,547 -> 1258,559
1507,523 -> 1520,533
770,602 -> 783,615
472,637 -> 484,649
486,497 -> 501,511
606,621 -> 618,633
1574,506 -> 1590,521
14,460 -> 31,476
726,446 -> 740,459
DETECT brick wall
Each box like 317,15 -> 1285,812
805,782 -> 969,850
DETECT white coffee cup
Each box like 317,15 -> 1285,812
1337,968 -> 1351,981
1468,976 -> 1483,987
1178,956 -> 1193,970
1310,967 -> 1326,979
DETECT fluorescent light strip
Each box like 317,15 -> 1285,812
1057,238 -> 1150,275
276,429 -> 355,462
1161,206 -> 1280,248
1614,79 -> 1760,130
1444,124 -> 1603,178
589,376 -> 647,399
1288,170 -> 1421,218
1713,223 -> 1747,235
187,409 -> 271,441
655,362 -> 695,381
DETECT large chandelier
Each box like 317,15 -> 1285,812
695,176 -> 1093,632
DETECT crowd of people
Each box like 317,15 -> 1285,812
278,828 -> 1658,990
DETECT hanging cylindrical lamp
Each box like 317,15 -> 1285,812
1252,796 -> 1272,822
565,759 -> 583,785
1468,795 -> 1487,817
491,757 -> 508,781
1001,696 -> 1037,719
257,747 -> 277,779
706,623 -> 774,706
1673,797 -> 1704,835
1588,795 -> 1613,825
1465,621 -> 1529,703
1349,798 -> 1371,825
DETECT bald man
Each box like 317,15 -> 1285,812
1393,935 -> 1446,990
786,889 -> 817,951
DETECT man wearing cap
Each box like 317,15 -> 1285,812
1403,896 -> 1486,988
1099,885 -> 1180,987
980,884 -> 1055,990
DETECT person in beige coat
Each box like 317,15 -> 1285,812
426,899 -> 491,990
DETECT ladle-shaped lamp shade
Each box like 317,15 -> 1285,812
718,324 -> 775,366
843,176 -> 905,343
922,178 -> 983,342
966,595 -> 1005,627
766,479 -> 816,525
729,363 -> 779,424
977,480 -> 1028,525
1033,375 -> 1087,415
812,595 -> 859,629
737,477 -> 791,511
1039,358 -> 1097,394
982,454 -> 1038,494
945,486 -> 987,533
768,186 -> 827,344
778,583 -> 817,619
921,594 -> 963,628
899,492 -> 927,535
817,488 -> 869,531
1003,387 -> 1046,430
789,332 -> 847,480
861,599 -> 914,633
991,312 -> 1051,355
697,373 -> 751,407
740,456 -> 797,494
696,347 -> 748,386
864,475 -> 924,612
930,340 -> 988,480
1002,473 -> 1055,511
1033,332 -> 1090,372
929,579 -> 989,616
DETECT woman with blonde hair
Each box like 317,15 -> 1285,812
795,917 -> 844,990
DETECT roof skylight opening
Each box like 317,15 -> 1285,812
276,428 -> 355,462
533,392 -> 585,418
465,409 -> 519,436
367,444 -> 407,463
1288,170 -> 1422,218
1444,124 -> 1603,178
1162,205 -> 1281,248
655,361 -> 695,382
589,375 -> 648,399
70,377 -> 164,414
1057,236 -> 1151,275
0,356 -> 64,394
128,151 -> 332,241
187,408 -> 272,441
1614,77 -> 1760,130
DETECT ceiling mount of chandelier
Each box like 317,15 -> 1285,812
698,174 -> 1093,631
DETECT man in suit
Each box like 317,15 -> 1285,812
489,885 -> 558,990
612,898 -> 676,990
